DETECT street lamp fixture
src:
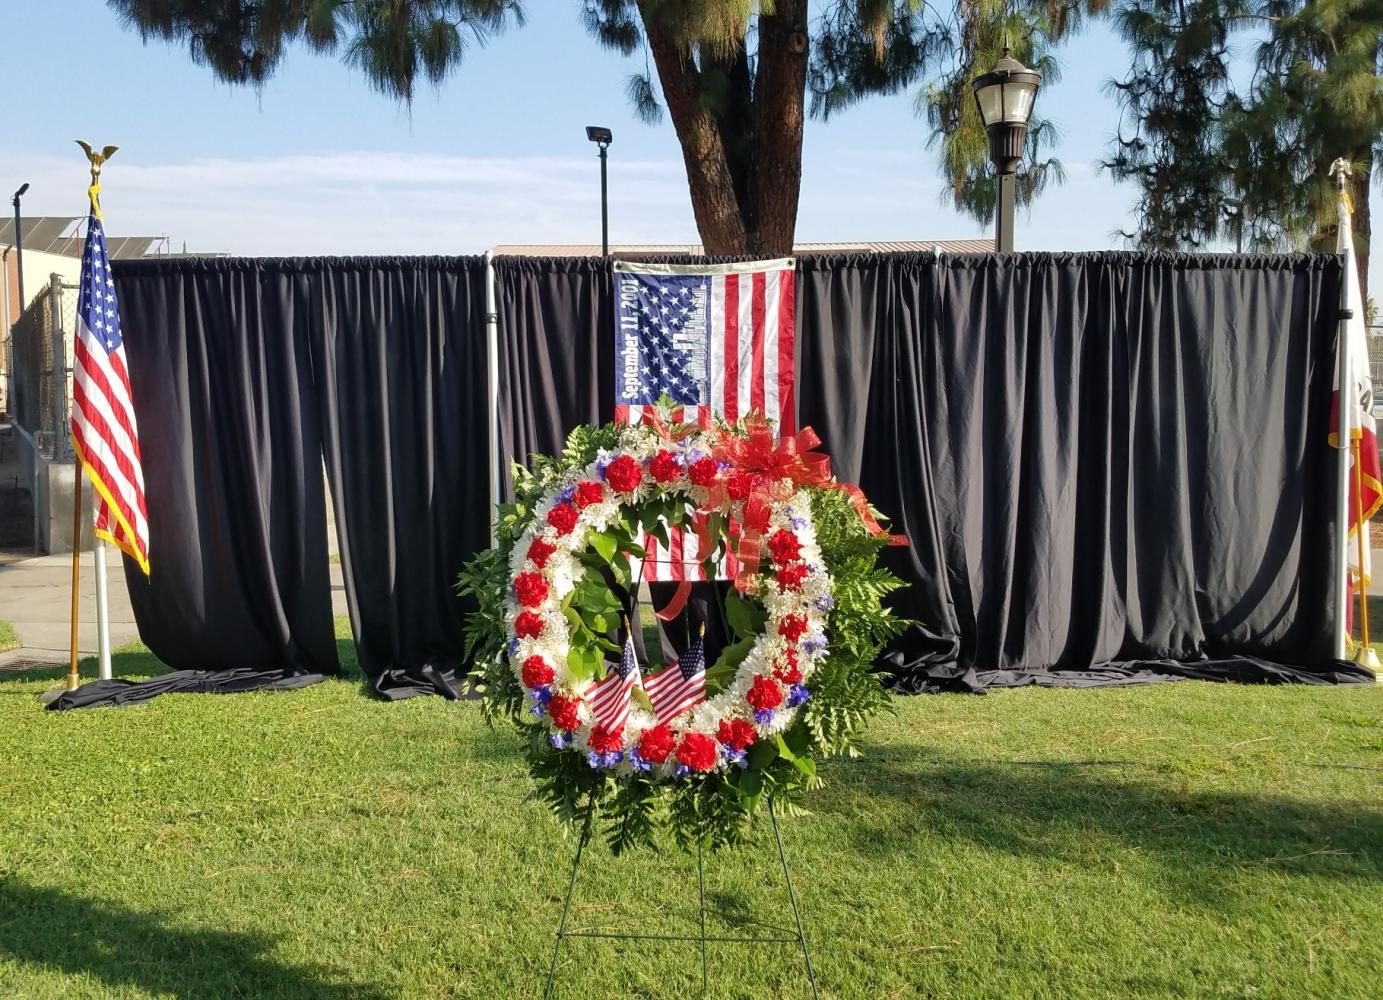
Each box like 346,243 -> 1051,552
586,126 -> 613,257
971,48 -> 1041,253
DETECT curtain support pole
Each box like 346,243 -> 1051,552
485,250 -> 500,547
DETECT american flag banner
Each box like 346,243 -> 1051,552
643,626 -> 707,723
589,633 -> 642,733
70,208 -> 150,574
612,259 -> 796,582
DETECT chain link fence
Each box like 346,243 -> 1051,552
9,273 -> 76,459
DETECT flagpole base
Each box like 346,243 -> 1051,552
1353,643 -> 1382,678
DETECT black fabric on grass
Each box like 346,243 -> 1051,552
46,668 -> 328,710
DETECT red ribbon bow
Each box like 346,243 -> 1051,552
706,412 -> 907,591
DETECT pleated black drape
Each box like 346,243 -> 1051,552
802,252 -> 1367,690
309,257 -> 490,699
95,259 -> 339,691
493,257 -> 613,495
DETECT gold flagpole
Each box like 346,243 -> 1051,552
1352,433 -> 1381,674
66,461 -> 82,691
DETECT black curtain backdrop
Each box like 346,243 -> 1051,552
96,259 -> 340,693
800,252 -> 1368,690
309,257 -> 490,699
58,250 -> 1365,710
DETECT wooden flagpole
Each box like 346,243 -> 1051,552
1352,434 -> 1381,674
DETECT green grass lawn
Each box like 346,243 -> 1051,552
0,622 -> 1380,999
0,619 -> 17,653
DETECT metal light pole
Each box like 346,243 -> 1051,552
971,49 -> 1041,253
586,126 -> 613,257
11,183 -> 29,318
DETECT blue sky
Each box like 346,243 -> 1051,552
3,2 -> 1376,289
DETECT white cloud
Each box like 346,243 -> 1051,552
0,148 -> 699,255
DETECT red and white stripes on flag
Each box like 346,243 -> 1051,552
588,634 -> 642,733
70,210 -> 150,575
612,259 -> 796,582
643,629 -> 706,723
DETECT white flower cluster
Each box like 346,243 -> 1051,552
502,424 -> 833,780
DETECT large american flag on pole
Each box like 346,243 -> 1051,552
612,259 -> 796,582
70,209 -> 150,574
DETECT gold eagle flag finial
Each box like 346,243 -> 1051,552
75,140 -> 119,219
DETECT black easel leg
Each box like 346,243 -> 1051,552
544,800 -> 596,1000
769,799 -> 820,1000
696,840 -> 709,994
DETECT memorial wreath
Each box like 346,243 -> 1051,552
460,406 -> 907,852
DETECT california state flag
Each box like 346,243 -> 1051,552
1329,185 -> 1383,592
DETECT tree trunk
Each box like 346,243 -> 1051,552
638,3 -> 748,255
743,0 -> 808,256
636,2 -> 810,257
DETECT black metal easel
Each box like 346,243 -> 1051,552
542,797 -> 820,999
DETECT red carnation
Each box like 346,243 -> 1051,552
639,723 -> 676,764
587,723 -> 624,754
688,457 -> 720,487
727,471 -> 756,501
778,614 -> 808,643
676,732 -> 719,772
767,529 -> 801,564
604,454 -> 643,493
746,675 -> 783,712
774,649 -> 803,685
514,571 -> 549,608
527,537 -> 557,569
574,481 -> 605,509
548,694 -> 581,732
717,717 -> 758,751
514,610 -> 544,640
648,449 -> 682,483
547,502 -> 579,536
520,655 -> 555,688
776,561 -> 809,591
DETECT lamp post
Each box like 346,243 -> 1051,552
971,49 -> 1041,253
586,126 -> 613,257
11,183 -> 29,319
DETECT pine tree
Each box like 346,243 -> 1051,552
1105,0 -> 1383,298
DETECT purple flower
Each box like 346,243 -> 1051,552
813,594 -> 835,612
587,750 -> 624,770
673,764 -> 692,779
685,446 -> 705,464
556,484 -> 577,505
529,685 -> 553,705
790,514 -> 807,530
721,747 -> 748,768
804,634 -> 827,655
595,450 -> 614,476
507,636 -> 521,656
753,708 -> 775,725
549,732 -> 571,750
628,748 -> 652,773
787,684 -> 810,708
